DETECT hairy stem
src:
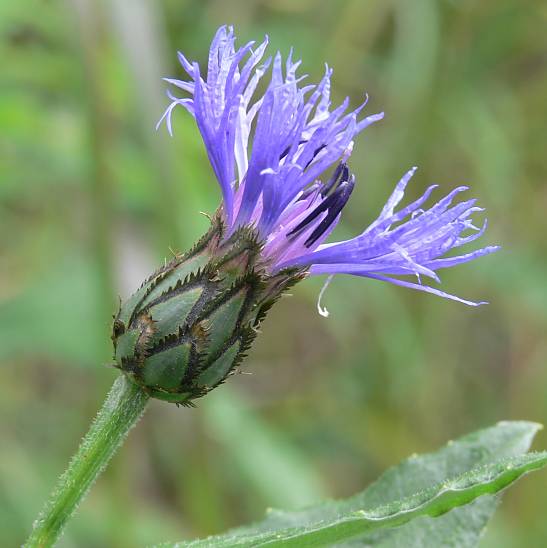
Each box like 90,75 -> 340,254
25,375 -> 149,548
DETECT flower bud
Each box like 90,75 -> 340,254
112,216 -> 304,404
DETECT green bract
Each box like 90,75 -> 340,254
112,216 -> 304,404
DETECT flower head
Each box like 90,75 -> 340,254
159,25 -> 498,307
113,26 -> 500,405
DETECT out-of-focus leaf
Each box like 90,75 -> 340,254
159,421 -> 544,547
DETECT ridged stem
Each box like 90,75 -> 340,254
25,375 -> 149,548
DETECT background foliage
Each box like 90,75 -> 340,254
1,0 -> 546,546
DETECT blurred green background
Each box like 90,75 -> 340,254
1,0 -> 546,546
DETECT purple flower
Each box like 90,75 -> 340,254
159,26 -> 498,307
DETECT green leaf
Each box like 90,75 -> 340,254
159,421 -> 545,547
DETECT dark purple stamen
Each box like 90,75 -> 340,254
303,144 -> 327,170
280,142 -> 327,169
298,162 -> 348,202
304,177 -> 355,246
279,142 -> 302,161
288,164 -> 355,247
321,162 -> 349,197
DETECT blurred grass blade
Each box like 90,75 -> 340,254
107,0 -> 183,248
70,0 -> 117,319
201,387 -> 328,510
159,421 -> 544,547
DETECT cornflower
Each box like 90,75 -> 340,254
158,25 -> 498,314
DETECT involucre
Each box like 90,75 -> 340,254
112,216 -> 303,404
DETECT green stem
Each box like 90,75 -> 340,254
25,375 -> 149,548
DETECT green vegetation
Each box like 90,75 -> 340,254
1,1 -> 546,546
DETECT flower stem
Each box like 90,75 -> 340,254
25,375 -> 149,548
